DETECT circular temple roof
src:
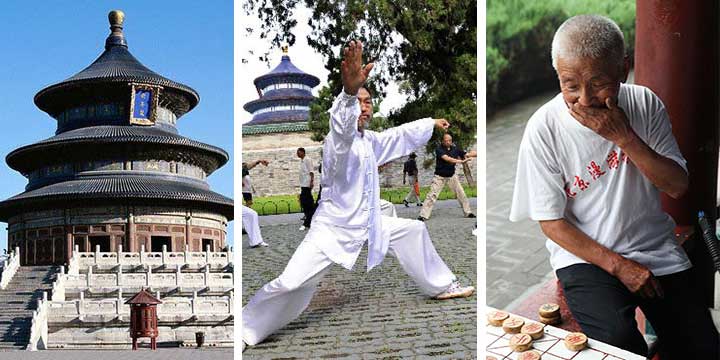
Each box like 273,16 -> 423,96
34,11 -> 200,118
0,175 -> 233,221
253,55 -> 321,90
6,126 -> 229,175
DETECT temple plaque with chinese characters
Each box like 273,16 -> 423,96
129,83 -> 161,125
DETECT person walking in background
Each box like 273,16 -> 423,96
418,133 -> 476,220
297,147 -> 315,231
402,153 -> 422,207
242,159 -> 269,207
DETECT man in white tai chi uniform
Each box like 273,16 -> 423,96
242,40 -> 474,350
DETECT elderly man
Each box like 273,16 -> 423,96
242,40 -> 474,350
509,15 -> 718,358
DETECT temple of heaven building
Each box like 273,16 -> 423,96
0,10 -> 233,266
242,46 -> 320,135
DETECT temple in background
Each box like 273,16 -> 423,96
0,10 -> 233,350
0,10 -> 233,266
242,47 -> 323,196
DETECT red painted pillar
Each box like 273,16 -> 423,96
635,0 -> 719,304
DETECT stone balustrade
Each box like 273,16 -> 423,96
0,247 -> 20,290
61,266 -> 233,291
48,291 -> 233,321
67,245 -> 232,275
27,291 -> 50,351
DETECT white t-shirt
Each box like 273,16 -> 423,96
242,174 -> 252,194
509,84 -> 691,276
299,157 -> 314,188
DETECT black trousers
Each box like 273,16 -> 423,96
299,187 -> 315,227
557,263 -> 719,359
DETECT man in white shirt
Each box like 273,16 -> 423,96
510,15 -> 717,358
296,148 -> 315,231
242,40 -> 474,350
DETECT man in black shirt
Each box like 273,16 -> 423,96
418,133 -> 475,220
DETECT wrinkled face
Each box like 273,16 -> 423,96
442,134 -> 453,148
556,56 -> 626,109
357,88 -> 373,130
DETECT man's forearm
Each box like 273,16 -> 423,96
440,155 -> 464,164
620,132 -> 688,199
539,219 -> 623,276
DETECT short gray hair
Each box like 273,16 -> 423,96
551,15 -> 625,70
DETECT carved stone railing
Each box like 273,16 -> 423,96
47,291 -> 233,321
59,266 -> 232,294
0,247 -> 20,290
27,292 -> 50,351
68,245 -> 232,275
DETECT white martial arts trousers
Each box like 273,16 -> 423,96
242,205 -> 265,247
242,215 -> 456,345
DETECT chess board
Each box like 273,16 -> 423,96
485,308 -> 645,360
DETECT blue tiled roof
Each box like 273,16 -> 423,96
7,126 -> 229,175
246,110 -> 310,126
253,55 -> 320,89
0,175 -> 233,221
34,17 -> 199,119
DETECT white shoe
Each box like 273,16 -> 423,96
241,341 -> 246,352
299,225 -> 306,231
259,242 -> 269,247
434,281 -> 475,300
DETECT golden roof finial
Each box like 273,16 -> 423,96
109,10 -> 125,27
282,45 -> 289,55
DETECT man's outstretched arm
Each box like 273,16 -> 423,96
371,119 -> 451,166
539,218 -> 664,299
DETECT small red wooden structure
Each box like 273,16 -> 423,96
126,289 -> 162,350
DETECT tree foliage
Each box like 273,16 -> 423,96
487,0 -> 635,113
244,0 -> 477,152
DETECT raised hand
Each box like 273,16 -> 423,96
434,118 -> 450,130
341,40 -> 374,96
569,97 -> 636,147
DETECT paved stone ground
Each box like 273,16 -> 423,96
486,91 -> 557,309
242,199 -> 477,359
0,348 -> 232,360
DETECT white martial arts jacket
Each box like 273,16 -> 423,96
310,91 -> 434,271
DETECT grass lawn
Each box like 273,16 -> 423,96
246,185 -> 477,216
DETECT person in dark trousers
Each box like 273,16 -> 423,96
418,133 -> 475,220
510,15 -> 717,358
402,153 -> 422,207
297,147 -> 315,231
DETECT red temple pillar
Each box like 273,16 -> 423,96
635,0 -> 719,304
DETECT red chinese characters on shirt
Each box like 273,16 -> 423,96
566,150 -> 627,200
565,185 -> 577,199
573,175 -> 589,191
607,150 -> 620,169
587,161 -> 606,180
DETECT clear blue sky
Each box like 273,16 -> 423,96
0,1 -> 234,251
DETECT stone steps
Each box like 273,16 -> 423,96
0,266 -> 57,349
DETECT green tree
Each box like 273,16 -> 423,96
245,0 -> 477,152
